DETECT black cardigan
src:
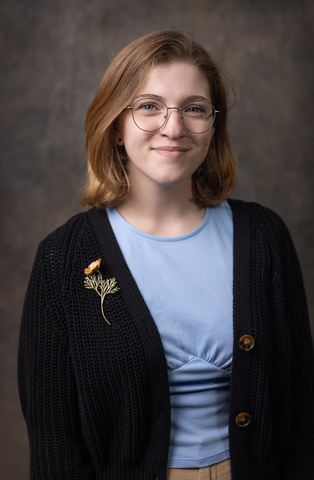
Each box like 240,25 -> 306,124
18,200 -> 314,480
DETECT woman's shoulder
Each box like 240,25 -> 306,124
29,208 -> 108,293
228,198 -> 295,255
36,206 -> 112,266
35,208 -> 108,265
38,210 -> 89,250
228,198 -> 289,230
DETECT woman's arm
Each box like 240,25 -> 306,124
276,218 -> 314,478
18,242 -> 94,479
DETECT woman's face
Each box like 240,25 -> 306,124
116,62 -> 215,194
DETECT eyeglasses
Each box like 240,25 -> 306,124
125,97 -> 219,134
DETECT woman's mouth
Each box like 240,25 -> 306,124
152,146 -> 188,158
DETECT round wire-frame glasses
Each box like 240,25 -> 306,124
125,97 -> 219,134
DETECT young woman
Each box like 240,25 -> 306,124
18,29 -> 314,480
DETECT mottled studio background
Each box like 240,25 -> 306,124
1,0 -> 313,477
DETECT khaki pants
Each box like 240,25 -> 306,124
166,459 -> 231,480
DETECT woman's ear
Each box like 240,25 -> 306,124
115,130 -> 124,146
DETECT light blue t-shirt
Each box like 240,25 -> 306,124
107,202 -> 233,468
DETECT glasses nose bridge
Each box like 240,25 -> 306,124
166,106 -> 183,118
163,106 -> 184,129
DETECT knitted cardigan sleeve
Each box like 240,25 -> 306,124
249,203 -> 314,479
18,229 -> 94,480
273,212 -> 314,477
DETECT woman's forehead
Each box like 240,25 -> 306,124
132,62 -> 211,102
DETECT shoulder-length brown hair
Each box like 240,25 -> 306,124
82,29 -> 238,208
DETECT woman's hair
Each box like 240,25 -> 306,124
82,29 -> 238,208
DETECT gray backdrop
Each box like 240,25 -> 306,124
1,0 -> 313,478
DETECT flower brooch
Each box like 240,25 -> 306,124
84,258 -> 119,325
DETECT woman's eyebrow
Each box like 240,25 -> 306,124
133,94 -> 211,103
133,94 -> 163,101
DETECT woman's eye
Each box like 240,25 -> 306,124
139,103 -> 158,111
185,105 -> 204,113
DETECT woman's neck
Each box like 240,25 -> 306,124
116,183 -> 206,237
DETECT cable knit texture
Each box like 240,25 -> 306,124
18,200 -> 314,480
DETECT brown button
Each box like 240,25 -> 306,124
239,334 -> 255,351
235,412 -> 252,427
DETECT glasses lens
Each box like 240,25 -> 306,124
132,98 -> 167,132
181,101 -> 216,133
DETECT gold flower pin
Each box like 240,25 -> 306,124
84,258 -> 101,275
84,258 -> 119,325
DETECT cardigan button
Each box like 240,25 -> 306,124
235,412 -> 252,427
239,334 -> 255,351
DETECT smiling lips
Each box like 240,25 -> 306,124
152,146 -> 188,158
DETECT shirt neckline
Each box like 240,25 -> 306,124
107,206 -> 211,242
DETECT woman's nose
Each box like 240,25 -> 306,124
160,108 -> 185,138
